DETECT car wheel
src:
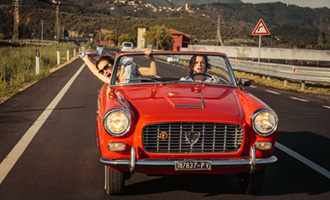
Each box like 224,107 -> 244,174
104,166 -> 124,195
236,167 -> 265,195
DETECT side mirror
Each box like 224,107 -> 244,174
238,78 -> 251,87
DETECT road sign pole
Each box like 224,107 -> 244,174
258,35 -> 261,62
252,19 -> 270,63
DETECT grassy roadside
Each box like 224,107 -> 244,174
0,44 -> 79,103
234,71 -> 330,97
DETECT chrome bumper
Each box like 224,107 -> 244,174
100,146 -> 277,174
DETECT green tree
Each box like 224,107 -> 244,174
118,34 -> 132,45
104,34 -> 117,43
144,25 -> 173,50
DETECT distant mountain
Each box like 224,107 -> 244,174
0,0 -> 328,49
143,0 -> 242,7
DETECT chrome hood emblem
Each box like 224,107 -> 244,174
185,131 -> 200,145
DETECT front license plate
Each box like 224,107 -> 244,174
175,161 -> 212,171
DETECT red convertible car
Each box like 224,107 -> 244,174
96,51 -> 278,195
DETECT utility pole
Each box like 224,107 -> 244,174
12,0 -> 20,41
41,20 -> 43,41
53,0 -> 61,41
318,15 -> 323,45
217,15 -> 223,46
62,25 -> 64,39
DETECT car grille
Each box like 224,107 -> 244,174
142,122 -> 243,153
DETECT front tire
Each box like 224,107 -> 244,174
236,167 -> 265,195
105,166 -> 125,195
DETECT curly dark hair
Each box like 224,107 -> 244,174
95,56 -> 114,70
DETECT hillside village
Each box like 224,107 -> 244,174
107,0 -> 198,15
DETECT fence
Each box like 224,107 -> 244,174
184,45 -> 330,62
229,59 -> 330,83
229,59 -> 330,90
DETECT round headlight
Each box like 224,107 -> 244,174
103,108 -> 131,137
252,108 -> 278,136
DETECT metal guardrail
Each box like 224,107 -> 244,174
229,59 -> 330,83
104,47 -> 121,53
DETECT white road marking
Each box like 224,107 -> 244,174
290,96 -> 309,102
250,85 -> 257,88
0,64 -> 86,184
155,59 -> 169,65
275,142 -> 330,179
323,105 -> 330,109
266,90 -> 281,95
155,75 -> 162,78
154,58 -> 184,69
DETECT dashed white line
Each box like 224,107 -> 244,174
156,59 -> 168,64
266,90 -> 281,95
290,96 -> 309,102
323,105 -> 330,109
275,142 -> 330,179
250,85 -> 257,88
0,64 -> 86,185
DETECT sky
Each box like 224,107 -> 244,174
242,0 -> 330,8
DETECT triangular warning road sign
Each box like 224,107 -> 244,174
252,19 -> 270,35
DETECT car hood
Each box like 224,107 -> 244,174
116,85 -> 244,123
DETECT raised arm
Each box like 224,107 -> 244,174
82,55 -> 110,84
137,49 -> 158,76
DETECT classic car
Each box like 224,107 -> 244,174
96,51 -> 278,195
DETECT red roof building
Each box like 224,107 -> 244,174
169,29 -> 190,51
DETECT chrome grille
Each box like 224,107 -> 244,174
142,122 -> 243,153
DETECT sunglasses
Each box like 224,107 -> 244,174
98,63 -> 112,74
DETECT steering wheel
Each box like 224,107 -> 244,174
190,73 -> 213,82
190,73 -> 212,79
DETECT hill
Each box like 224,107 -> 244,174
0,0 -> 329,49
143,0 -> 242,7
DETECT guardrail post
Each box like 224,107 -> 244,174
57,47 -> 60,65
74,48 -> 76,57
36,50 -> 40,75
284,80 -> 287,87
301,81 -> 305,91
67,48 -> 70,61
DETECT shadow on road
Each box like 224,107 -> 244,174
122,131 -> 330,197
125,174 -> 241,197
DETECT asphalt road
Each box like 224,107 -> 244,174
0,59 -> 329,200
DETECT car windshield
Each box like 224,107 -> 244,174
111,53 -> 236,86
123,43 -> 132,47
